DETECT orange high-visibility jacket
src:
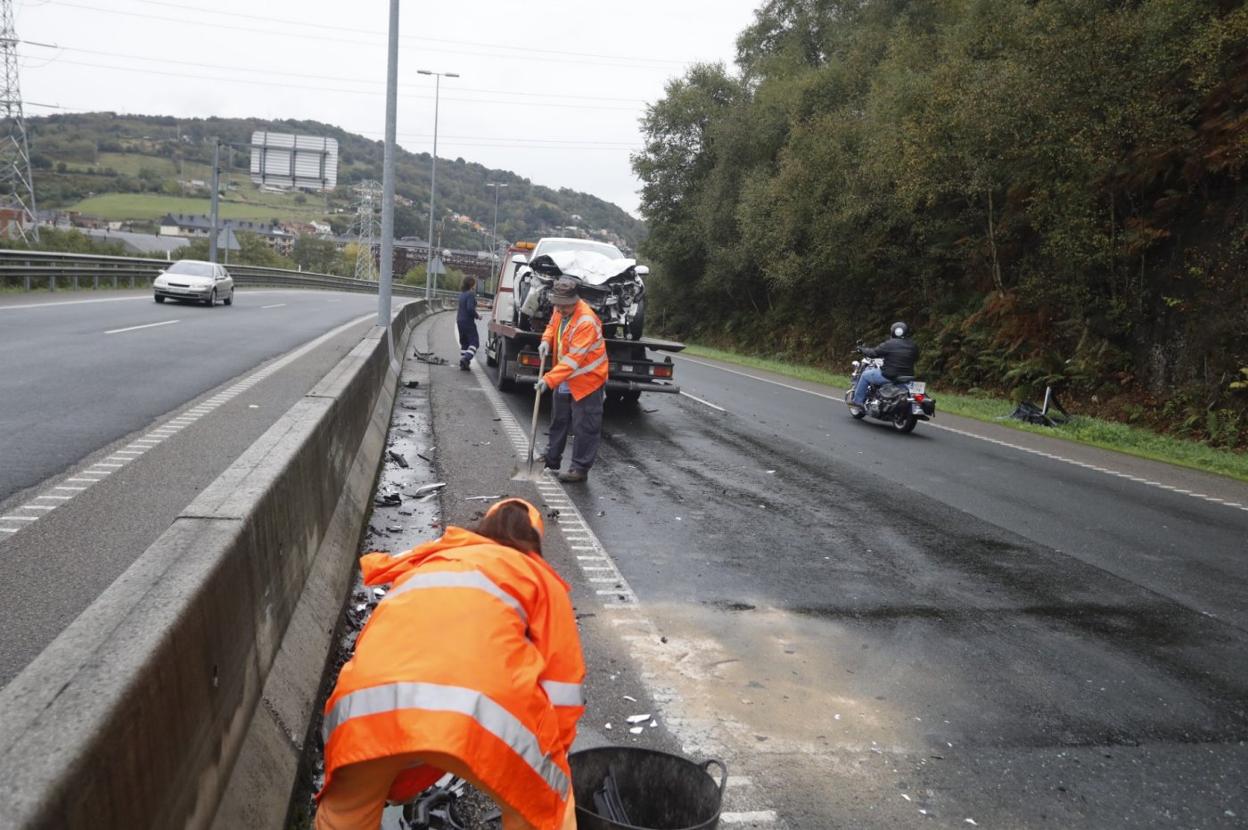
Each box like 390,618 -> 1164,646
320,527 -> 586,828
540,299 -> 608,400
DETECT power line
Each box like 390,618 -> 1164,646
46,1 -> 685,71
125,0 -> 687,67
51,44 -> 651,103
46,58 -> 644,112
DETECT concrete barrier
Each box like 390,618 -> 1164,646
0,299 -> 453,829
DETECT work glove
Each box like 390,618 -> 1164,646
535,377 -> 549,393
538,341 -> 550,361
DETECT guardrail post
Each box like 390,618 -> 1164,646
49,274 -> 56,291
73,275 -> 79,289
112,275 -> 118,289
23,274 -> 29,290
93,275 -> 99,290
130,275 -> 135,288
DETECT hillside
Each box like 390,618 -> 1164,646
28,112 -> 645,252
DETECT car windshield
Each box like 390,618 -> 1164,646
166,262 -> 215,277
536,240 -> 624,259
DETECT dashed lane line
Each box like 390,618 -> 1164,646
676,355 -> 1248,515
104,319 -> 180,335
0,311 -> 376,541
679,390 -> 727,412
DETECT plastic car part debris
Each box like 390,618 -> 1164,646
388,451 -> 409,468
629,726 -> 644,735
464,495 -> 501,501
413,350 -> 449,366
591,768 -> 633,825
404,380 -> 421,388
413,482 -> 447,497
625,714 -> 651,724
374,493 -> 402,507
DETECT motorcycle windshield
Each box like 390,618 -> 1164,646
531,250 -> 636,285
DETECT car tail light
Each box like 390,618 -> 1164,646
652,365 -> 673,378
518,353 -> 541,367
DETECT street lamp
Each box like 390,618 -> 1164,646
486,182 -> 508,282
418,68 -> 459,299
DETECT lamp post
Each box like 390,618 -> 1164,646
418,68 -> 458,299
378,0 -> 399,329
486,182 -> 508,284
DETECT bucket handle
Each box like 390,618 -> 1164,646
700,758 -> 728,798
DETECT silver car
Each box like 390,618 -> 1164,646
153,260 -> 235,307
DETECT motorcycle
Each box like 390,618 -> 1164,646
844,352 -> 936,433
515,250 -> 647,340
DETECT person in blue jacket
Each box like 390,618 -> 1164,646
457,275 -> 481,370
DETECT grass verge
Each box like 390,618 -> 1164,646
681,343 -> 1248,483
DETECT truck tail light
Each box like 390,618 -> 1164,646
652,365 -> 673,379
518,353 -> 541,368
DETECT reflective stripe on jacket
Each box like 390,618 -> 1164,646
540,299 -> 608,400
320,527 -> 585,828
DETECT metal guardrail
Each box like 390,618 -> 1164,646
0,249 -> 459,298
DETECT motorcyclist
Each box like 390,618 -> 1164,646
851,321 -> 919,410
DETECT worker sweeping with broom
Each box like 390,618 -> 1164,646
315,498 -> 584,830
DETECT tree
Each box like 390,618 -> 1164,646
292,235 -> 338,274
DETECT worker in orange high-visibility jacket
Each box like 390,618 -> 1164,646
537,277 -> 608,484
316,498 -> 584,830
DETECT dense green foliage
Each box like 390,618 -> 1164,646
30,113 -> 645,251
634,0 -> 1248,447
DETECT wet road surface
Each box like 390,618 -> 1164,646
476,320 -> 1248,828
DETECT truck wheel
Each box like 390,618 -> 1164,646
622,389 -> 642,405
495,337 -> 515,392
485,334 -> 498,367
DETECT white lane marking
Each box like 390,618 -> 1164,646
0,528 -> 17,533
261,303 -> 287,309
677,355 -> 840,401
721,811 -> 778,824
680,390 -> 726,412
682,354 -> 1248,513
0,309 -> 379,543
0,295 -> 155,312
929,422 -> 1247,513
1,516 -> 38,521
104,319 -> 180,335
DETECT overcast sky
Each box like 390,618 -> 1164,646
17,0 -> 763,217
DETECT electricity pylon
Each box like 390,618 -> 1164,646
352,180 -> 381,281
0,0 -> 37,242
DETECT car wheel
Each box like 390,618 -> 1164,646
154,295 -> 165,304
205,290 -> 216,307
495,337 -> 515,392
223,290 -> 233,306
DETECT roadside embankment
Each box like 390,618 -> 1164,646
0,298 -> 451,829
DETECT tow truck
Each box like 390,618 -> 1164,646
484,241 -> 684,405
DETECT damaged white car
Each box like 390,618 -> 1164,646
514,240 -> 649,340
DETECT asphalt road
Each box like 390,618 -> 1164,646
0,288 -> 393,685
470,319 -> 1248,828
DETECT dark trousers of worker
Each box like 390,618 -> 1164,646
457,320 -> 479,364
544,386 -> 604,473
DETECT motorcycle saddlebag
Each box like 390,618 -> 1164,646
877,383 -> 908,403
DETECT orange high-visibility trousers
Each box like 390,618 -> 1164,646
314,750 -> 577,830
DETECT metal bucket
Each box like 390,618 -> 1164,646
570,747 -> 727,830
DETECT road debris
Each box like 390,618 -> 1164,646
964,820 -> 978,826
387,451 -> 409,468
623,695 -> 636,702
413,350 -> 448,366
374,493 -> 402,507
902,794 -> 911,802
604,722 -> 612,730
403,380 -> 420,388
464,495 -> 501,502
625,714 -> 651,724
386,525 -> 403,533
629,726 -> 644,735
413,482 -> 447,497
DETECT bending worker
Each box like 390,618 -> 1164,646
316,498 -> 584,830
537,277 -> 608,483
